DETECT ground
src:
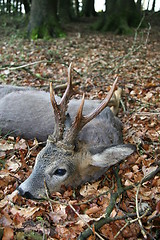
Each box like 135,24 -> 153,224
0,15 -> 160,239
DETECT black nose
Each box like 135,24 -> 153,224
17,187 -> 35,199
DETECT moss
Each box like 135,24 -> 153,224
29,15 -> 65,39
0,228 -> 4,239
95,12 -> 134,35
16,231 -> 46,240
91,12 -> 105,31
93,0 -> 144,35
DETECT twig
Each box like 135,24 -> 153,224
141,166 -> 160,184
74,190 -> 110,206
54,80 -> 80,91
74,178 -> 115,206
120,99 -> 126,112
43,180 -> 54,213
24,140 -> 46,161
77,163 -> 160,239
145,22 -> 151,46
0,60 -> 83,77
1,60 -> 47,70
147,213 -> 160,223
135,112 -> 160,116
78,168 -> 123,240
106,17 -> 151,77
132,14 -> 145,49
114,208 -> 150,239
68,203 -> 105,240
133,166 -> 160,238
135,183 -> 147,239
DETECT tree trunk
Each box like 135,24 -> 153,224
75,0 -> 79,17
147,0 -> 150,10
58,0 -> 73,23
7,0 -> 11,13
22,0 -> 31,14
82,0 -> 96,17
94,0 -> 142,34
28,0 -> 64,39
152,0 -> 156,11
137,0 -> 142,11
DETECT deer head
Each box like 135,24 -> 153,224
17,64 -> 135,199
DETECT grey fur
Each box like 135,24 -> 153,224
0,85 -> 135,199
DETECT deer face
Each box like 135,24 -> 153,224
18,141 -> 78,199
17,64 -> 136,199
18,140 -> 135,199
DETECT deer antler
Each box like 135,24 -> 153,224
63,77 -> 118,145
50,63 -> 75,141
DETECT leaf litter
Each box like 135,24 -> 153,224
0,22 -> 160,239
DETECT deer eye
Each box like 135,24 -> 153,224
54,169 -> 67,176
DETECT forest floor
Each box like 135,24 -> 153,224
0,15 -> 160,239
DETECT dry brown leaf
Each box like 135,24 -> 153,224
0,210 -> 12,226
85,205 -> 100,215
156,200 -> 160,214
142,165 -> 158,177
0,151 -> 6,159
10,205 -> 39,219
49,205 -> 67,223
80,181 -> 100,197
0,142 -> 14,151
2,227 -> 14,240
6,156 -> 21,172
15,139 -> 27,150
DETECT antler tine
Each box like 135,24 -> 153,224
64,93 -> 85,144
50,82 -> 63,141
49,63 -> 75,141
83,76 -> 118,123
60,63 -> 74,109
64,77 -> 118,145
50,82 -> 58,112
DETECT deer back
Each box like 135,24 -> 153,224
0,85 -> 121,143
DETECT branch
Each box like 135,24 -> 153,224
141,166 -> 160,184
0,60 -> 47,70
114,208 -> 150,239
135,184 -> 147,239
77,164 -> 159,240
77,167 -> 124,240
68,203 -> 104,240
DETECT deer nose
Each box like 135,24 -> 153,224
17,187 -> 35,199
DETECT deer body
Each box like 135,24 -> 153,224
0,85 -> 60,141
0,65 -> 135,199
0,85 -> 117,141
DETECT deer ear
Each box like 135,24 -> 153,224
91,144 -> 136,168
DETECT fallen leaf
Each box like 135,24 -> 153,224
156,200 -> 160,214
0,151 -> 6,159
144,92 -> 153,101
49,205 -> 67,223
15,139 -> 27,150
0,190 -> 19,209
6,156 -> 21,172
85,205 -> 100,215
10,205 -> 39,219
142,166 -> 158,177
0,210 -> 12,226
80,181 -> 100,197
2,227 -> 14,240
0,142 -> 14,151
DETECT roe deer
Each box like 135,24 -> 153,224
0,79 -> 118,141
0,64 -> 135,199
